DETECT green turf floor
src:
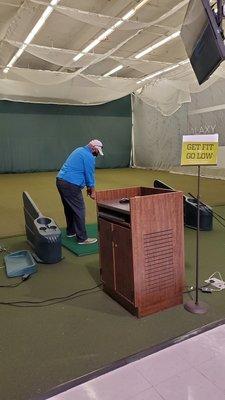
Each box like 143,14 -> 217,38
0,169 -> 225,400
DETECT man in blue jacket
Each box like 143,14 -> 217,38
56,139 -> 103,245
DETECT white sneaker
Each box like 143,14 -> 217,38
78,238 -> 97,245
67,233 -> 76,238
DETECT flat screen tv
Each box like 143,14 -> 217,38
181,0 -> 225,84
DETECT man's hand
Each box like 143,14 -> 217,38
87,187 -> 96,200
90,190 -> 96,200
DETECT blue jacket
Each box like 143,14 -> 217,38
57,146 -> 95,188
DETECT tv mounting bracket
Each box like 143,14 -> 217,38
211,0 -> 225,38
216,0 -> 225,25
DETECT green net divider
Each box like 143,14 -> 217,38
0,96 -> 131,173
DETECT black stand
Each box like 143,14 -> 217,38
184,166 -> 208,314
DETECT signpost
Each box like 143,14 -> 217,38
181,134 -> 219,314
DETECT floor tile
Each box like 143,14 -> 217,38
196,354 -> 225,392
202,335 -> 225,355
129,387 -> 164,400
206,325 -> 225,338
49,364 -> 151,400
134,346 -> 190,386
155,369 -> 225,400
173,334 -> 216,365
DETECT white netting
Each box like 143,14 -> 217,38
30,0 -> 186,31
0,1 -> 21,40
6,66 -> 78,84
2,51 -> 224,110
1,0 -> 222,110
134,62 -> 225,116
0,1 -> 20,6
5,40 -> 102,68
0,68 -> 138,104
112,57 -> 173,74
5,40 -> 173,75
135,78 -> 191,116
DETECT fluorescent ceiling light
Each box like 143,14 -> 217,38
88,28 -> 114,48
103,65 -> 123,77
135,0 -> 150,11
135,30 -> 180,59
113,20 -> 124,29
3,0 -> 60,73
136,59 -> 189,84
82,39 -> 103,54
24,7 -> 54,45
73,1 -> 150,63
137,65 -> 179,83
103,2 -> 185,77
103,30 -> 181,77
3,44 -> 27,73
122,9 -> 135,20
179,59 -> 189,65
73,53 -> 85,62
73,28 -> 114,61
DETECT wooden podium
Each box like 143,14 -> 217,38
96,187 -> 185,318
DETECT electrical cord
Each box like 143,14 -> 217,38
183,285 -> 194,300
0,281 -> 24,288
210,213 -> 225,229
0,274 -> 31,288
188,193 -> 225,229
183,284 -> 194,293
188,193 -> 224,218
200,206 -> 225,229
0,283 -> 103,307
210,209 -> 225,222
183,283 -> 217,296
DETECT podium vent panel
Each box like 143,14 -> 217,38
143,229 -> 175,294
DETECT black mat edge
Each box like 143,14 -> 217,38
34,317 -> 225,400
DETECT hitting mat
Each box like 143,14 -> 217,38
61,224 -> 99,256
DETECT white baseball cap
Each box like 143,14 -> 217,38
89,139 -> 104,156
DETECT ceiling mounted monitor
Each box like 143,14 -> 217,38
181,0 -> 225,84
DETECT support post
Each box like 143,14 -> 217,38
184,166 -> 208,314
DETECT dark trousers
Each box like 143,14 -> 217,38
56,178 -> 87,242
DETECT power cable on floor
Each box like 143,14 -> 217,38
0,274 -> 31,288
0,283 -> 103,307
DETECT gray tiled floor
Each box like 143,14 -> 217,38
49,325 -> 225,400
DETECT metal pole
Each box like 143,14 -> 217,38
195,165 -> 200,304
183,165 -> 208,314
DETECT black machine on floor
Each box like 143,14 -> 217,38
23,191 -> 62,263
153,180 -> 213,231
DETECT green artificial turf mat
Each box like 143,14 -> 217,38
61,224 -> 99,256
